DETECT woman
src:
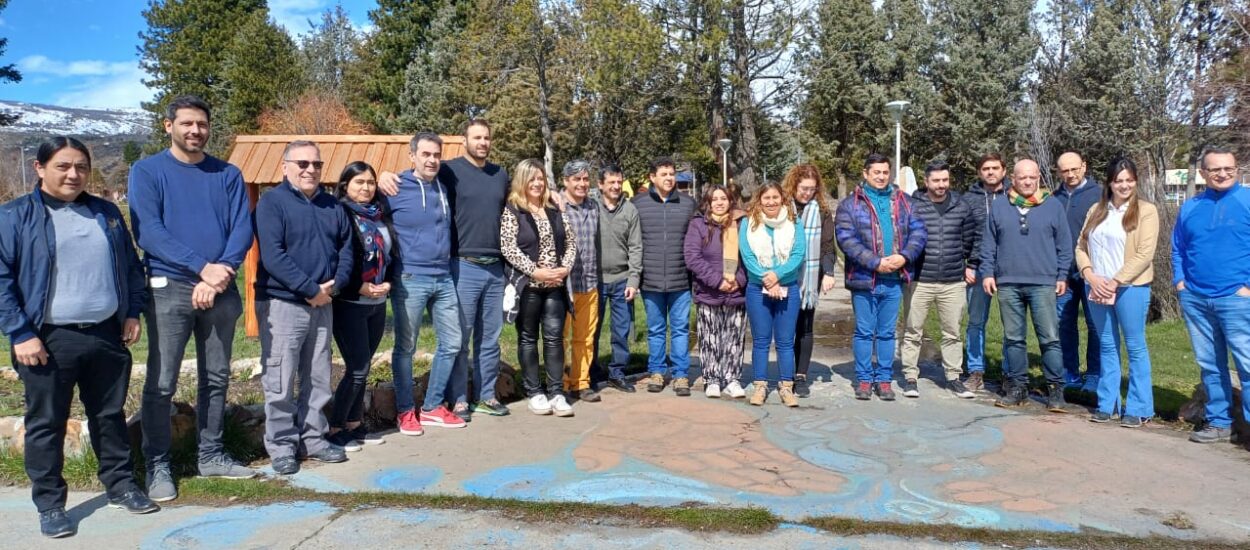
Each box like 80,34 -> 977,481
782,165 -> 838,398
328,162 -> 397,451
0,138 -> 157,538
684,185 -> 748,398
501,159 -> 578,417
740,183 -> 807,406
1075,158 -> 1158,427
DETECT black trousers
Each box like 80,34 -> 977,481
330,300 -> 387,428
15,318 -> 135,512
794,307 -> 816,377
517,286 -> 567,398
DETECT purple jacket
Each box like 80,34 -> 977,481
683,213 -> 747,307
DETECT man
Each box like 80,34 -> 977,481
633,157 -> 697,395
389,132 -> 464,434
1172,146 -> 1250,444
900,161 -> 977,399
560,160 -> 602,402
129,95 -> 256,503
591,165 -> 642,393
980,159 -> 1072,411
835,153 -> 927,401
961,152 -> 1007,393
254,141 -> 353,474
379,120 -> 512,419
1053,151 -> 1103,391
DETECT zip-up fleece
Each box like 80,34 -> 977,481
389,170 -> 452,276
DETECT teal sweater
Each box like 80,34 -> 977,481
740,218 -> 807,286
862,182 -> 898,278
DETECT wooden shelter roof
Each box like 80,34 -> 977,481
227,135 -> 466,185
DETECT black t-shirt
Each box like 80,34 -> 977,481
439,157 -> 511,258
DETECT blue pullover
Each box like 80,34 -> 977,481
388,170 -> 452,276
254,181 -> 353,303
1171,183 -> 1250,298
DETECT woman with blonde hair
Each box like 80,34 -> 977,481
1075,157 -> 1158,427
740,182 -> 807,406
500,159 -> 578,418
781,164 -> 839,397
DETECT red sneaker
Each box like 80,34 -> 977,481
876,381 -> 897,401
397,410 -> 424,436
418,405 -> 467,429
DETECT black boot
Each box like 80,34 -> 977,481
794,374 -> 811,398
1046,383 -> 1068,413
995,382 -> 1027,407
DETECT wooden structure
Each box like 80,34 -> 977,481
227,135 -> 466,337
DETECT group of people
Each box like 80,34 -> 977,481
2,93 -> 1249,539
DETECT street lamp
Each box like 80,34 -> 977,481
717,138 -> 732,188
885,100 -> 910,186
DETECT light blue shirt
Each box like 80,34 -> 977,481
45,199 -> 117,324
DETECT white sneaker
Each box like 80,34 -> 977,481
551,394 -> 574,417
725,380 -> 746,399
705,383 -> 722,398
527,394 -> 552,415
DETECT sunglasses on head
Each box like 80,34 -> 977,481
284,160 -> 324,170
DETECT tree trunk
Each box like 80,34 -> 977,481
728,0 -> 758,193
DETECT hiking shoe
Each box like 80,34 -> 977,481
1090,411 -> 1113,423
397,410 -> 424,436
948,379 -> 975,399
725,380 -> 747,398
854,381 -> 872,400
1046,384 -> 1068,413
794,374 -> 811,398
551,394 -> 574,417
39,508 -> 73,538
646,373 -> 665,393
199,455 -> 258,479
901,379 -> 920,398
528,394 -> 553,415
1120,415 -> 1147,428
995,384 -> 1028,407
348,425 -> 386,445
1079,374 -> 1100,394
472,400 -> 511,416
673,377 -> 691,396
327,431 -> 363,452
146,463 -> 177,503
1189,425 -> 1232,444
779,380 -> 799,407
875,382 -> 896,401
307,445 -> 348,463
965,371 -> 985,393
271,456 -> 299,475
749,381 -> 768,406
605,378 -> 636,393
108,488 -> 160,514
420,405 -> 468,428
452,403 -> 472,423
705,382 -> 722,398
578,388 -> 602,403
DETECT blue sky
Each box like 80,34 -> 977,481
0,0 -> 377,110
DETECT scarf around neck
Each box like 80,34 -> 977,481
746,209 -> 795,270
710,212 -> 739,280
343,200 -> 387,284
797,200 -> 822,308
1008,187 -> 1051,208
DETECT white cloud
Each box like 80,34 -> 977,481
50,64 -> 156,110
269,0 -> 329,36
18,55 -> 133,77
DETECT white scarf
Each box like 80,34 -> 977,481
746,210 -> 795,269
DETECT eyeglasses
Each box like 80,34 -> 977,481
284,160 -> 324,170
1204,167 -> 1237,175
1019,214 -> 1029,235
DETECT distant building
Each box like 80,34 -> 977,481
1164,169 -> 1207,205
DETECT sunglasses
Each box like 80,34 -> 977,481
285,160 -> 325,170
1019,214 -> 1029,235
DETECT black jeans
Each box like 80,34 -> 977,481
517,286 -> 567,398
16,319 -> 136,512
794,307 -> 816,377
330,300 -> 387,428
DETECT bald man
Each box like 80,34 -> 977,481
1053,152 -> 1103,393
978,159 -> 1072,411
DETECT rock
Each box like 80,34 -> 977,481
1180,381 -> 1249,443
231,357 -> 263,379
370,351 -> 390,370
180,358 -> 198,374
0,367 -> 17,381
495,361 -> 519,402
0,416 -> 90,457
366,383 -> 397,426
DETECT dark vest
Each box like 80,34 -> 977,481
508,204 -> 568,265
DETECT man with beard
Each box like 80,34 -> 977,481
961,152 -> 1007,392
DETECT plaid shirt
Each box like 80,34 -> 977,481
565,195 -> 599,293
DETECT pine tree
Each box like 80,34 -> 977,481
344,0 -> 448,132
299,5 -> 360,98
396,1 -> 467,135
218,11 -> 307,137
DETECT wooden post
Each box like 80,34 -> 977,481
245,182 -> 260,338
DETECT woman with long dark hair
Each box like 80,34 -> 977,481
781,165 -> 838,397
683,185 -> 748,398
328,161 -> 398,450
1075,157 -> 1158,427
0,137 -> 157,537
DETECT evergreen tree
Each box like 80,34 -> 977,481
396,1 -> 466,134
877,0 -> 940,174
0,0 -> 21,126
299,4 -> 360,98
345,0 -> 448,132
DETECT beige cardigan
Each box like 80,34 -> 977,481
1075,200 -> 1158,286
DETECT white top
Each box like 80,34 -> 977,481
1088,201 -> 1128,279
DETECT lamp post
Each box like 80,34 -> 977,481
19,146 -> 27,187
717,138 -> 731,188
885,100 -> 910,185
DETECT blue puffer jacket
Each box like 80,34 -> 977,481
0,189 -> 147,345
834,183 -> 927,291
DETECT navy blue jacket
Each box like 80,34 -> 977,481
1053,176 -> 1102,277
254,182 -> 354,303
0,190 -> 147,345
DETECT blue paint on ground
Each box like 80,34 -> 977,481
370,466 -> 443,493
140,501 -> 335,550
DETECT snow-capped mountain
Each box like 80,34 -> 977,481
0,100 -> 151,137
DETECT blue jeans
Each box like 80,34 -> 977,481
851,279 -> 903,383
1057,275 -> 1101,381
642,289 -> 692,379
965,278 -> 998,373
746,282 -> 800,383
1087,284 -> 1153,417
452,259 -> 505,404
593,279 -> 633,382
1179,290 -> 1250,429
998,284 -> 1063,386
391,273 -> 463,414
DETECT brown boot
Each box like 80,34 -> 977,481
779,380 -> 799,407
749,381 -> 768,406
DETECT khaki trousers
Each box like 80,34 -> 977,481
900,281 -> 966,381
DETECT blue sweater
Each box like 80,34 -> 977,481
128,150 -> 253,283
388,170 -> 452,276
1171,183 -> 1250,298
254,182 -> 354,303
739,219 -> 807,286
1053,176 -> 1102,277
979,195 -> 1073,285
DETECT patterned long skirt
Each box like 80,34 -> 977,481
697,304 -> 748,385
